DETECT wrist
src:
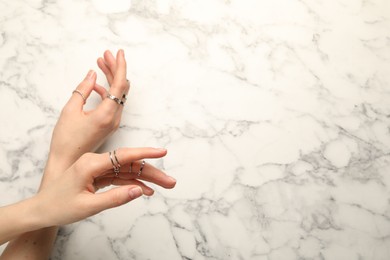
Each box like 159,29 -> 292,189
39,155 -> 73,191
25,196 -> 48,230
0,196 -> 46,244
46,152 -> 75,171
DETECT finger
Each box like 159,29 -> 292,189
103,50 -> 117,76
97,57 -> 114,85
80,148 -> 168,178
101,161 -> 176,189
94,178 -> 154,196
93,83 -> 107,100
114,50 -> 129,97
67,70 -> 97,110
88,185 -> 143,212
113,49 -> 127,87
130,161 -> 176,189
100,50 -> 128,112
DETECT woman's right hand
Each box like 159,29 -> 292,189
36,147 -> 175,227
42,50 -> 130,188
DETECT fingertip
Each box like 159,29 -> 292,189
116,49 -> 126,64
85,69 -> 96,81
97,57 -> 104,67
169,176 -> 176,186
104,49 -> 112,57
155,148 -> 168,155
163,176 -> 176,189
143,187 -> 154,196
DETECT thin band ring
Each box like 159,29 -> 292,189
72,90 -> 86,104
106,92 -> 126,106
138,160 -> 145,177
109,151 -> 120,177
106,93 -> 121,105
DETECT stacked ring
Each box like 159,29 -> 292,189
109,150 -> 121,177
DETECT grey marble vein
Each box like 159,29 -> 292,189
1,0 -> 390,259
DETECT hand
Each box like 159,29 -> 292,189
43,50 -> 129,185
36,147 -> 175,227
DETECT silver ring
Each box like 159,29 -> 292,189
121,94 -> 127,105
106,92 -> 127,106
109,151 -> 120,177
72,90 -> 86,104
113,150 -> 121,168
138,160 -> 145,177
106,92 -> 122,105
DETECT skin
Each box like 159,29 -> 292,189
0,147 -> 171,245
0,50 -> 176,259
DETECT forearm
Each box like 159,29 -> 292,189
1,156 -> 68,259
0,197 -> 43,246
0,227 -> 58,260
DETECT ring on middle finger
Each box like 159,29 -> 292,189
106,92 -> 126,106
138,160 -> 146,177
121,94 -> 127,103
106,92 -> 121,105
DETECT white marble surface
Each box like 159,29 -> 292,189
1,0 -> 390,259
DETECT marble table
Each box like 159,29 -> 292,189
1,0 -> 390,259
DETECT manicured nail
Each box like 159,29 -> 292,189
129,187 -> 143,199
168,176 -> 176,183
86,70 -> 94,80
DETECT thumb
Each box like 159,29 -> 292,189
68,70 -> 97,110
90,186 -> 143,213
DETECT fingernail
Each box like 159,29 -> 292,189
168,176 -> 176,183
129,187 -> 143,199
156,148 -> 167,152
119,49 -> 125,57
145,187 -> 155,196
86,70 -> 94,80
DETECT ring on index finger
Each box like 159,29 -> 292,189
109,150 -> 121,177
72,90 -> 86,104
